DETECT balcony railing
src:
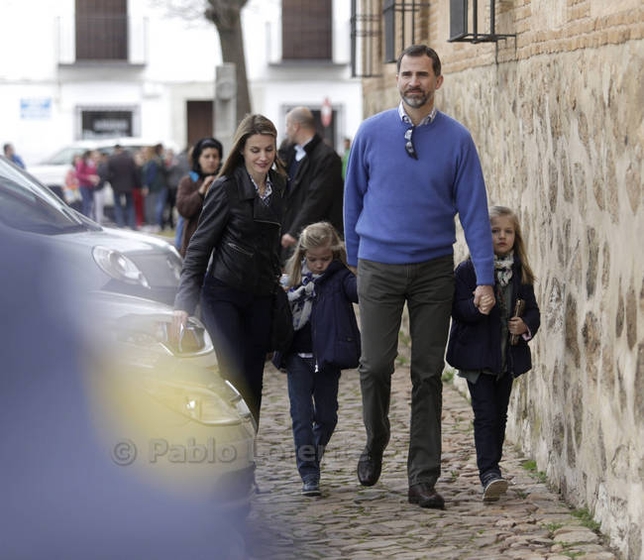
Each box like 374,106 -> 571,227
57,15 -> 148,65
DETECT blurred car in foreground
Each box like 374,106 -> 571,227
83,291 -> 257,511
0,155 -> 182,305
1,233 -> 256,559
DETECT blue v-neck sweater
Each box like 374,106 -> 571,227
344,108 -> 494,286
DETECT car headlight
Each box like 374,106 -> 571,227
143,378 -> 242,426
93,245 -> 151,288
111,316 -> 214,369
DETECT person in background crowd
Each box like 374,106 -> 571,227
171,146 -> 193,251
175,138 -> 222,257
107,144 -> 141,229
173,115 -> 287,427
3,142 -> 26,169
133,148 -> 146,228
446,205 -> 540,502
63,154 -> 82,210
141,143 -> 169,232
279,106 -> 344,265
165,147 -> 190,230
94,152 -> 109,225
343,44 -> 496,510
273,221 -> 360,497
75,150 -> 100,219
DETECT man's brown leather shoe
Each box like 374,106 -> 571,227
408,483 -> 445,509
357,449 -> 382,486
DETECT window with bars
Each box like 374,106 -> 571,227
282,0 -> 332,61
75,0 -> 128,61
448,0 -> 515,43
383,1 -> 430,63
351,0 -> 430,77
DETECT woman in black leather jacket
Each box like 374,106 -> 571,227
173,114 -> 287,426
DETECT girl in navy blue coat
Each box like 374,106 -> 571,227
275,221 -> 360,497
446,206 -> 540,502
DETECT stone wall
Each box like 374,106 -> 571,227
360,1 -> 643,558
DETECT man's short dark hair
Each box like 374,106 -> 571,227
396,45 -> 442,77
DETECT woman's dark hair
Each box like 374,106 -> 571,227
190,137 -> 223,177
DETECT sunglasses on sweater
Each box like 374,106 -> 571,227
404,126 -> 418,160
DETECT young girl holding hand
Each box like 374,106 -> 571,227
274,222 -> 360,497
446,205 -> 541,502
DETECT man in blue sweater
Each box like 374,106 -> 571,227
344,44 -> 495,509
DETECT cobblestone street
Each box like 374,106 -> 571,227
244,363 -> 619,559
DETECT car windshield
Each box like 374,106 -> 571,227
0,157 -> 94,234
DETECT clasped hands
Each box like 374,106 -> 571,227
473,286 -> 528,336
473,285 -> 495,315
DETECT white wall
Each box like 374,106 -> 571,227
0,0 -> 219,165
0,0 -> 362,165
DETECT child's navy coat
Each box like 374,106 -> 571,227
446,258 -> 540,378
273,260 -> 360,371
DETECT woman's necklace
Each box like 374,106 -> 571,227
249,171 -> 265,195
257,181 -> 266,197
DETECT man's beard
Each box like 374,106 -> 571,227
402,90 -> 430,109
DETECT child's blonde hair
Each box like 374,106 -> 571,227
489,205 -> 535,285
284,221 -> 347,287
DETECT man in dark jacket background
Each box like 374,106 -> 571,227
107,144 -> 142,229
279,106 -> 344,265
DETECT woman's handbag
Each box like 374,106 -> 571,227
270,286 -> 293,353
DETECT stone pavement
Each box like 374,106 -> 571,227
244,363 -> 619,560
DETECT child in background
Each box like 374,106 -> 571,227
446,205 -> 541,502
273,222 -> 360,497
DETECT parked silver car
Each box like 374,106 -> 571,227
0,155 -> 182,305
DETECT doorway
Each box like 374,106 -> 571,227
187,101 -> 214,147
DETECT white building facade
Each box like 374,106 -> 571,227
0,0 -> 363,165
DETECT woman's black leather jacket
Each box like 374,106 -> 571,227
174,165 -> 286,315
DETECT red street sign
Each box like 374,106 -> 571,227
321,97 -> 332,128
